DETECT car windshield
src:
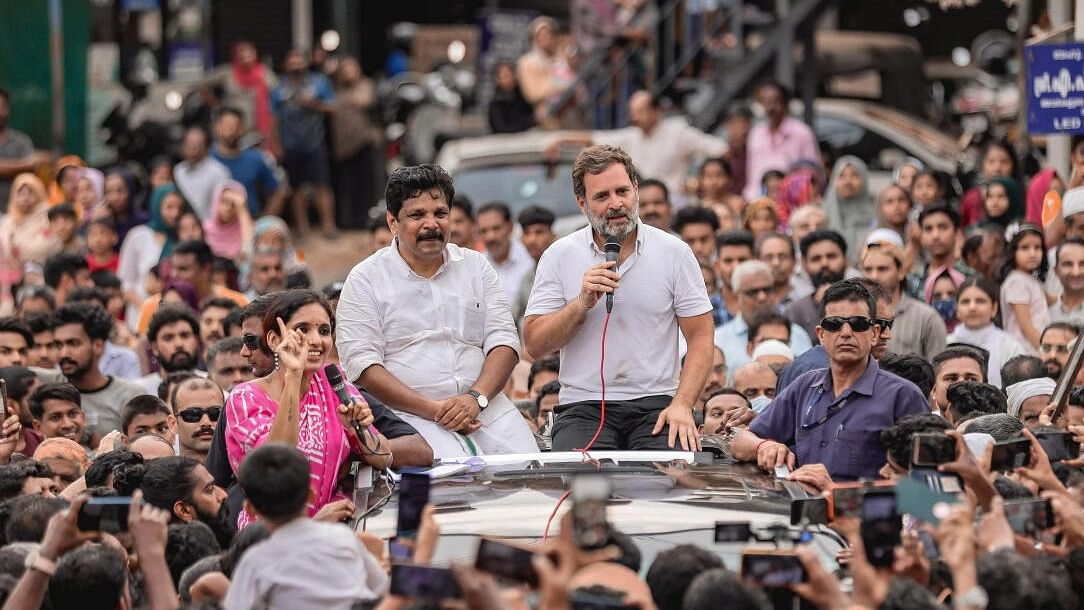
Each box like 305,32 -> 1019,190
453,163 -> 581,218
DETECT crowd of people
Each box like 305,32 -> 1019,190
0,16 -> 1084,610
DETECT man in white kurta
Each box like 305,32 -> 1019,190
336,164 -> 536,458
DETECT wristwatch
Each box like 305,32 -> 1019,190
24,552 -> 56,577
954,586 -> 988,610
467,389 -> 489,410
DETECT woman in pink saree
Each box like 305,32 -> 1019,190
225,289 -> 391,528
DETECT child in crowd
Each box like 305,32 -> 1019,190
948,276 -> 1027,388
85,218 -> 119,273
998,224 -> 1051,352
47,204 -> 85,255
910,170 -> 944,208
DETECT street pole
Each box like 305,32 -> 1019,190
292,0 -> 313,53
47,0 -> 65,155
1047,0 -> 1073,181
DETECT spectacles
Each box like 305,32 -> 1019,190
820,316 -> 875,332
242,335 -> 260,351
876,317 -> 895,331
742,286 -> 773,298
1040,343 -> 1070,354
177,407 -> 222,423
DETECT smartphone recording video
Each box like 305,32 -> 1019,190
77,497 -> 137,533
714,522 -> 752,543
790,497 -> 829,526
389,564 -> 460,600
396,473 -> 430,542
1035,430 -> 1080,463
860,490 -> 901,568
475,539 -> 538,586
571,475 -> 611,550
990,438 -> 1032,471
1002,498 -> 1055,536
911,432 -> 957,467
740,550 -> 807,587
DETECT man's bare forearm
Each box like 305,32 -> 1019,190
523,302 -> 589,358
389,434 -> 434,468
731,429 -> 765,462
471,346 -> 519,397
673,314 -> 714,408
358,364 -> 440,420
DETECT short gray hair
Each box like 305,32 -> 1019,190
730,259 -> 773,293
571,145 -> 640,200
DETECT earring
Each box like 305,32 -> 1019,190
273,351 -> 280,371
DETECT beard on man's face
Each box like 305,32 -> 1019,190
197,502 -> 236,549
1044,359 -> 1063,380
811,268 -> 846,289
160,351 -> 198,373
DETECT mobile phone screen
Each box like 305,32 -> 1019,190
396,473 -> 430,540
714,522 -> 752,543
741,552 -> 807,587
990,438 -> 1032,471
389,564 -> 460,599
571,475 -> 610,549
1003,499 -> 1054,535
77,497 -> 136,533
475,539 -> 538,586
861,491 -> 901,568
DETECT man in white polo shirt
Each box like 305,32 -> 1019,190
523,144 -> 714,451
335,164 -> 537,458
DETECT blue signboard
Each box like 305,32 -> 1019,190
1026,42 -> 1084,135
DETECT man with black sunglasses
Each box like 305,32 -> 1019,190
731,279 -> 928,480
171,377 -> 224,463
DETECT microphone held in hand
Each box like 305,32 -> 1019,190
324,364 -> 375,440
604,235 -> 621,313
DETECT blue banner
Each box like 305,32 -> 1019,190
1026,42 -> 1084,135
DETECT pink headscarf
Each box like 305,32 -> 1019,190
203,180 -> 253,260
776,166 -> 820,230
923,266 -> 966,305
1026,168 -> 1059,225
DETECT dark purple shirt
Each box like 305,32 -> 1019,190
749,357 -> 928,480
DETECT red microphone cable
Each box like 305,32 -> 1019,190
543,311 -> 611,540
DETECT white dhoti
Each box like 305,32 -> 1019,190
390,393 -> 538,459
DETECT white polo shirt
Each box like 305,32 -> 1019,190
526,224 -> 712,404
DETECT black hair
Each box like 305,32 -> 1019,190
0,367 -> 38,404
240,292 -> 279,323
385,164 -> 455,217
89,269 -> 122,289
672,205 -> 720,234
285,268 -> 312,289
879,414 -> 952,468
533,380 -> 561,419
819,278 -> 876,320
932,344 -> 989,383
705,387 -> 751,408
638,178 -> 670,202
880,354 -> 936,398
754,231 -> 794,258
22,313 -> 54,336
755,79 -> 791,102
216,106 -> 245,123
1056,236 -> 1084,263
746,310 -> 791,345
87,216 -> 118,234
0,88 -> 7,104
160,371 -> 199,402
918,201 -> 961,230
962,414 -> 1024,441
799,229 -> 847,259
0,460 -> 53,502
223,308 -> 243,337
15,285 -> 55,311
66,286 -> 110,309
962,231 -> 985,263
715,230 -> 755,252
166,521 -> 221,588
880,577 -> 943,610
1041,322 -> 1081,345
947,381 -> 1007,421
173,239 -> 215,269
367,214 -> 389,232
321,281 -> 344,302
85,449 -> 143,488
140,456 -> 201,514
53,302 -> 114,341
699,156 -> 733,179
1000,354 -> 1044,389
998,224 -> 1048,283
260,290 -> 333,356
46,203 -> 78,222
28,382 -> 80,420
207,336 -> 244,366
683,568 -> 770,610
2,495 -> 68,544
450,193 -> 473,219
0,318 -> 32,348
50,544 -> 128,610
121,395 -> 172,435
528,355 -> 560,392
219,521 -> 270,577
645,544 -> 724,610
237,443 -> 311,521
760,169 -> 785,186
43,252 -> 88,289
518,205 -> 556,230
955,276 -> 1001,320
147,304 -> 200,344
200,296 -> 239,316
477,201 -> 511,223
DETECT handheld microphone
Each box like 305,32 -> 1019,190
324,364 -> 379,440
603,235 -> 621,313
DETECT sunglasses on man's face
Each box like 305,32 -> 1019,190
876,317 -> 894,331
177,407 -> 222,423
820,316 -> 875,333
242,335 -> 260,350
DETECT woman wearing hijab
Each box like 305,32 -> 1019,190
979,176 -> 1026,232
204,180 -> 254,262
117,183 -> 186,326
74,167 -> 105,225
0,175 -> 57,311
104,169 -> 150,245
775,165 -> 821,230
251,216 -> 302,270
47,155 -> 86,205
891,157 -> 924,191
823,156 -> 875,260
